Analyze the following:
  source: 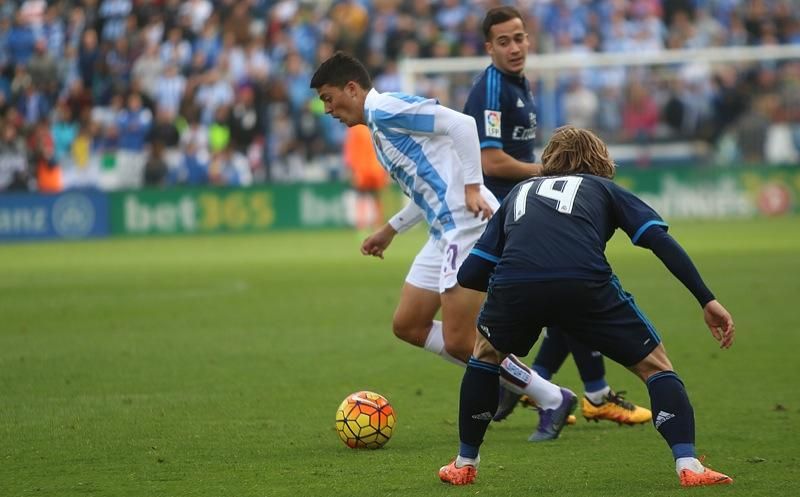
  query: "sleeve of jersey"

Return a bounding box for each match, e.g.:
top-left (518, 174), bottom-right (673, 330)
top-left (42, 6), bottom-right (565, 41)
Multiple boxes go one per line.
top-left (388, 201), bottom-right (424, 234)
top-left (463, 78), bottom-right (503, 151)
top-left (457, 205), bottom-right (505, 292)
top-left (636, 226), bottom-right (715, 307)
top-left (432, 105), bottom-right (483, 185)
top-left (608, 182), bottom-right (669, 245)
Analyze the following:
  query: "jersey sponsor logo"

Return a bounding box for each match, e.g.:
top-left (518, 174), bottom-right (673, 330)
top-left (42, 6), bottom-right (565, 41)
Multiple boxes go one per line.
top-left (512, 126), bottom-right (536, 141)
top-left (655, 410), bottom-right (675, 429)
top-left (516, 98), bottom-right (524, 108)
top-left (511, 113), bottom-right (537, 141)
top-left (484, 110), bottom-right (502, 138)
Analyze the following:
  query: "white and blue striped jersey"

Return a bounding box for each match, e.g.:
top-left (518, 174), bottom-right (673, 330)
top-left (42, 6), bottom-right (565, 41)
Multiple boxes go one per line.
top-left (364, 88), bottom-right (494, 239)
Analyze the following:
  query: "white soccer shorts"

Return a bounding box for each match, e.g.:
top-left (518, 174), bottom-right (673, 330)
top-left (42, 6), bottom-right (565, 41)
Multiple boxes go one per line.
top-left (405, 224), bottom-right (486, 294)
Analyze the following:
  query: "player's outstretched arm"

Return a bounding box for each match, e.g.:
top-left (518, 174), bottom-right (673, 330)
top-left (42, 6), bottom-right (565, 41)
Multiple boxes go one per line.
top-left (702, 300), bottom-right (735, 349)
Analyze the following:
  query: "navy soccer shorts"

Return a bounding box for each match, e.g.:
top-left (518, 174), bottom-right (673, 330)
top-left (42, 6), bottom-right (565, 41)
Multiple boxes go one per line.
top-left (477, 276), bottom-right (661, 367)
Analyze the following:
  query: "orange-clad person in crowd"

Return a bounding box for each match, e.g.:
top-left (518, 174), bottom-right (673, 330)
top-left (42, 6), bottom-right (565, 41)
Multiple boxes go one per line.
top-left (343, 124), bottom-right (389, 230)
top-left (28, 118), bottom-right (63, 193)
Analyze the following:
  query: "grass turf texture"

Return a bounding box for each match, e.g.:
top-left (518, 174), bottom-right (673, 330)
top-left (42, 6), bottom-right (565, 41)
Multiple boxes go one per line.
top-left (1, 217), bottom-right (799, 496)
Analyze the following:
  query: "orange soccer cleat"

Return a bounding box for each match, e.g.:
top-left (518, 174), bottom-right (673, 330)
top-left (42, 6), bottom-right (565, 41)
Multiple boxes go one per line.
top-left (679, 467), bottom-right (733, 487)
top-left (438, 458), bottom-right (478, 485)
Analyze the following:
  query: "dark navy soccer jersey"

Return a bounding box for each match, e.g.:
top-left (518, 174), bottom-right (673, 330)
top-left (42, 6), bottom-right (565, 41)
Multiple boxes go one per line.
top-left (471, 174), bottom-right (668, 284)
top-left (463, 64), bottom-right (537, 200)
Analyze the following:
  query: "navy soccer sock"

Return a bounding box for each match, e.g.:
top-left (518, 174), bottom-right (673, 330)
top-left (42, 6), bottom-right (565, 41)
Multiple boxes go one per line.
top-left (458, 357), bottom-right (500, 458)
top-left (647, 371), bottom-right (696, 459)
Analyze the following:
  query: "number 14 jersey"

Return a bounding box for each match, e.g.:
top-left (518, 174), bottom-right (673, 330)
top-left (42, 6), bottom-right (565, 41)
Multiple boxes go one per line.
top-left (472, 174), bottom-right (667, 284)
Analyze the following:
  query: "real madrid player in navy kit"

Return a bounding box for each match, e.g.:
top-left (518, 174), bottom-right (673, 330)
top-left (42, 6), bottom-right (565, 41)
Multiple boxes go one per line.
top-left (309, 52), bottom-right (573, 435)
top-left (463, 6), bottom-right (651, 429)
top-left (438, 126), bottom-right (735, 488)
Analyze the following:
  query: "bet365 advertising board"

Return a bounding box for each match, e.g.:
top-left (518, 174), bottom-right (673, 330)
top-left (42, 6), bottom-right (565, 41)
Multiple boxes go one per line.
top-left (1, 166), bottom-right (798, 242)
top-left (108, 183), bottom-right (355, 235)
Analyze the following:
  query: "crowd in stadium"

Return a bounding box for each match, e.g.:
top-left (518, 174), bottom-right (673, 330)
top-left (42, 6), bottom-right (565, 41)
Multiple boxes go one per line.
top-left (0, 0), bottom-right (798, 193)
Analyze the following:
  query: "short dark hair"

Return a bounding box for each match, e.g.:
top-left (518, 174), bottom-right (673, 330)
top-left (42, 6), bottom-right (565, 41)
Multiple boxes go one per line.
top-left (482, 6), bottom-right (525, 41)
top-left (309, 51), bottom-right (372, 90)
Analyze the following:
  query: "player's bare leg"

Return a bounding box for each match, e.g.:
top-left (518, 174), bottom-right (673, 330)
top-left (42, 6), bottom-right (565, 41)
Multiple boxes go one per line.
top-left (440, 284), bottom-right (486, 361)
top-left (392, 282), bottom-right (465, 365)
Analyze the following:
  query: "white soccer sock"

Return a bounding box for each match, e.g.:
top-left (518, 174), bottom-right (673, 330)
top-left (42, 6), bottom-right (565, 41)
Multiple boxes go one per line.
top-left (499, 355), bottom-right (563, 410)
top-left (455, 454), bottom-right (480, 468)
top-left (584, 385), bottom-right (612, 405)
top-left (676, 457), bottom-right (704, 475)
top-left (423, 321), bottom-right (466, 367)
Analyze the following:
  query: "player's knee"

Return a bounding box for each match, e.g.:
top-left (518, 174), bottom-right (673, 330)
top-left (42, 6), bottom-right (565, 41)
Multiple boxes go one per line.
top-left (391, 317), bottom-right (428, 347)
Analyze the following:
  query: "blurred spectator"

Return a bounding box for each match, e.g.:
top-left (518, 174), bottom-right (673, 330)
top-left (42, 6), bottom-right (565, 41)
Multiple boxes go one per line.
top-left (28, 117), bottom-right (61, 192)
top-left (194, 69), bottom-right (233, 124)
top-left (143, 141), bottom-right (168, 187)
top-left (115, 92), bottom-right (151, 189)
top-left (7, 12), bottom-right (37, 67)
top-left (0, 119), bottom-right (29, 191)
top-left (27, 38), bottom-right (57, 92)
top-left (563, 77), bottom-right (598, 130)
top-left (131, 43), bottom-right (164, 100)
top-left (228, 83), bottom-right (262, 154)
top-left (209, 145), bottom-right (251, 186)
top-left (622, 80), bottom-right (660, 142)
top-left (98, 0), bottom-right (131, 42)
top-left (148, 106), bottom-right (181, 171)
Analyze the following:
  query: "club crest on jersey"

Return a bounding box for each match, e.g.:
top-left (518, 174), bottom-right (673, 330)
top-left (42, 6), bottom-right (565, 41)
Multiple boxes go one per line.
top-left (484, 110), bottom-right (502, 138)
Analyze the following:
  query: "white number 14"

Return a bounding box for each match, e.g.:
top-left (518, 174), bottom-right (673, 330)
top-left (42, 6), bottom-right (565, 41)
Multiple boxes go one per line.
top-left (514, 176), bottom-right (583, 221)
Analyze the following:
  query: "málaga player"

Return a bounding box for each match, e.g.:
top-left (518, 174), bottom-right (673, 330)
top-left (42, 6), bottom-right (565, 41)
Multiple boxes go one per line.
top-left (310, 52), bottom-right (576, 434)
top-left (439, 126), bottom-right (734, 488)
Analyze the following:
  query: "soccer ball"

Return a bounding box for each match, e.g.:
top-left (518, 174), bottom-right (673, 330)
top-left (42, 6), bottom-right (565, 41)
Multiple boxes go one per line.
top-left (335, 391), bottom-right (396, 449)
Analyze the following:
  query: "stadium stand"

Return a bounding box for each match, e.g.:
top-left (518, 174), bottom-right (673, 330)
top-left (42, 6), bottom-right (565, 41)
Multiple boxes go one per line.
top-left (0, 0), bottom-right (798, 192)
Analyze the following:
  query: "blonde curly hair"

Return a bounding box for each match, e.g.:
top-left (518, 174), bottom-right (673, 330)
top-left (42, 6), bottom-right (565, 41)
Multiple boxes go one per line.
top-left (540, 126), bottom-right (616, 179)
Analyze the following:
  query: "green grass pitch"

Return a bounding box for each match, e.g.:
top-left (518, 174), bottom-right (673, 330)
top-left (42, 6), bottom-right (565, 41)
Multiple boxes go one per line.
top-left (1, 217), bottom-right (799, 496)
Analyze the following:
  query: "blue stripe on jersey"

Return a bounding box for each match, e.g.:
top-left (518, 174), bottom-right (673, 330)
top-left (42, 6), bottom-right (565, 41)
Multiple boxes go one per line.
top-left (480, 140), bottom-right (503, 149)
top-left (631, 220), bottom-right (669, 245)
top-left (372, 137), bottom-right (415, 193)
top-left (486, 67), bottom-right (500, 110)
top-left (470, 248), bottom-right (500, 264)
top-left (386, 92), bottom-right (430, 104)
top-left (382, 132), bottom-right (456, 232)
top-left (372, 135), bottom-right (440, 231)
top-left (372, 109), bottom-right (434, 133)
top-left (610, 275), bottom-right (661, 343)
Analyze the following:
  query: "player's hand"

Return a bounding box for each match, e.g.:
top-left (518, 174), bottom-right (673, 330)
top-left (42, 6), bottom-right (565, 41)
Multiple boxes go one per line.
top-left (465, 184), bottom-right (493, 221)
top-left (360, 224), bottom-right (397, 259)
top-left (702, 300), bottom-right (735, 349)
